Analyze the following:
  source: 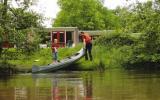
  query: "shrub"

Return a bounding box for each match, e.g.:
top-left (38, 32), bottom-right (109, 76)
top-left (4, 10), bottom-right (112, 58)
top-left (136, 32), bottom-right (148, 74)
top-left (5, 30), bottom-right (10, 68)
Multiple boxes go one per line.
top-left (94, 31), bottom-right (136, 48)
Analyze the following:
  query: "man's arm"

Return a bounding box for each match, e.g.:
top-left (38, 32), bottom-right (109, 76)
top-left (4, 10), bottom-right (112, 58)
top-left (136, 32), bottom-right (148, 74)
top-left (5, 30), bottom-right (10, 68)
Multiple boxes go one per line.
top-left (83, 38), bottom-right (86, 48)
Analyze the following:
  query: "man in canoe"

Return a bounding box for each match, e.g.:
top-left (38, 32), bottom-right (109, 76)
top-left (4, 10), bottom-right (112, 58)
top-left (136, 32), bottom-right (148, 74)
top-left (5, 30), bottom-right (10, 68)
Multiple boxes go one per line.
top-left (80, 32), bottom-right (93, 61)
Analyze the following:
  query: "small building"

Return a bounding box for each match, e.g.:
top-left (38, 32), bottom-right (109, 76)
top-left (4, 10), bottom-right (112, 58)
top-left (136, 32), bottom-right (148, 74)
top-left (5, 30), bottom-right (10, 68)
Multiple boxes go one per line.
top-left (45, 27), bottom-right (79, 47)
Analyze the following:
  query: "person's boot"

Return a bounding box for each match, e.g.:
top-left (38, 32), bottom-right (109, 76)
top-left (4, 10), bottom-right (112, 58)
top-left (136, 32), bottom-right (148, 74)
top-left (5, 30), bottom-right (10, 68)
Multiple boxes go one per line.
top-left (85, 52), bottom-right (88, 60)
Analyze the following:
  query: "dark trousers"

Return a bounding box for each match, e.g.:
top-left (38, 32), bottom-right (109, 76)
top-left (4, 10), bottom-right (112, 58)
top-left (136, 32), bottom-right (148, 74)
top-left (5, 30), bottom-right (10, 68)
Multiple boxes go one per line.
top-left (85, 43), bottom-right (92, 61)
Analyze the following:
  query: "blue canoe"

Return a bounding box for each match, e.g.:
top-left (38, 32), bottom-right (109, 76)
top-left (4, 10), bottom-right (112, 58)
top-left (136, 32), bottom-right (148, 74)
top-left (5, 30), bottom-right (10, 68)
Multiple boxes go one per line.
top-left (32, 48), bottom-right (85, 73)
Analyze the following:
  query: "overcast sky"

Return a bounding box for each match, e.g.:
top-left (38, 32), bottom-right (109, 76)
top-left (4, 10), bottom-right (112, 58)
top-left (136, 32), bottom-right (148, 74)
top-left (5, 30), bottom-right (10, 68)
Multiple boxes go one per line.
top-left (17, 0), bottom-right (150, 27)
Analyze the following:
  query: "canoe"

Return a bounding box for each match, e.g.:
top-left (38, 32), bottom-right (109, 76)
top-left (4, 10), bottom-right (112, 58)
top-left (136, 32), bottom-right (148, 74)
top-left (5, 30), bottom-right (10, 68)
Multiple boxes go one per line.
top-left (32, 48), bottom-right (85, 73)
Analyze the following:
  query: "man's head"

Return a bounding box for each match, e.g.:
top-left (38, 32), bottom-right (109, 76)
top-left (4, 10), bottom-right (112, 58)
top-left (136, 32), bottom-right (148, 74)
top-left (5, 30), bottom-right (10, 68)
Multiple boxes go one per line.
top-left (80, 31), bottom-right (84, 34)
top-left (80, 32), bottom-right (84, 36)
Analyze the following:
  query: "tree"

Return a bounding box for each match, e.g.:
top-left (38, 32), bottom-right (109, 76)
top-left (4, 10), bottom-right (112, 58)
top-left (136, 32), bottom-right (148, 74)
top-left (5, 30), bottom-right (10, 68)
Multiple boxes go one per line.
top-left (0, 0), bottom-right (43, 53)
top-left (10, 8), bottom-right (42, 30)
top-left (122, 1), bottom-right (160, 66)
top-left (53, 0), bottom-right (118, 30)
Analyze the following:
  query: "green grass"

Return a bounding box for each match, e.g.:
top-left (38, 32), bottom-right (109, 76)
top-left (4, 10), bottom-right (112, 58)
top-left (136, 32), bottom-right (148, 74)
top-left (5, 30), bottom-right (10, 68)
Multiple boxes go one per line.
top-left (76, 46), bottom-right (106, 70)
top-left (1, 43), bottom-right (128, 71)
top-left (129, 33), bottom-right (143, 39)
top-left (76, 45), bottom-right (132, 70)
top-left (2, 44), bottom-right (82, 69)
top-left (4, 43), bottom-right (131, 71)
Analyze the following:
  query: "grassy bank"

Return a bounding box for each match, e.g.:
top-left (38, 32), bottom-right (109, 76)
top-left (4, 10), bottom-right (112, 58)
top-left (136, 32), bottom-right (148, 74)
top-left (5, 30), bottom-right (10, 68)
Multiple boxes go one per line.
top-left (0, 44), bottom-right (82, 70)
top-left (1, 31), bottom-right (153, 72)
top-left (92, 31), bottom-right (138, 69)
top-left (0, 42), bottom-right (128, 72)
top-left (75, 45), bottom-right (132, 70)
top-left (0, 31), bottom-right (137, 72)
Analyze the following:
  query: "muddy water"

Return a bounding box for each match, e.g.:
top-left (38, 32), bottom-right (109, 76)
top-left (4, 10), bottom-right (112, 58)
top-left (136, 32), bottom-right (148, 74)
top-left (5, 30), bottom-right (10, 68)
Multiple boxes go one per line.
top-left (0, 69), bottom-right (160, 100)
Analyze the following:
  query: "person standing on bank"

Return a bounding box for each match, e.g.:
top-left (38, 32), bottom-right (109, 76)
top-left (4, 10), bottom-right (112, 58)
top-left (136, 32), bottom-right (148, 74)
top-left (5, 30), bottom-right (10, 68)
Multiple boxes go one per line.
top-left (80, 32), bottom-right (93, 61)
top-left (52, 39), bottom-right (59, 64)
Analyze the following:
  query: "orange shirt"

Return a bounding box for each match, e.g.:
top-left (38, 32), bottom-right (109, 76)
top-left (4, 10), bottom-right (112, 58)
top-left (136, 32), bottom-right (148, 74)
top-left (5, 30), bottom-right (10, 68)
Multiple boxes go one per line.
top-left (82, 33), bottom-right (92, 44)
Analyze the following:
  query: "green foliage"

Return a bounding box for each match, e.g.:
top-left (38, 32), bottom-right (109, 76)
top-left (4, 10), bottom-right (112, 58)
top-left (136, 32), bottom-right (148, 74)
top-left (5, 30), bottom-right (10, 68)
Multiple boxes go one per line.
top-left (77, 46), bottom-right (107, 70)
top-left (15, 28), bottom-right (41, 53)
top-left (3, 44), bottom-right (82, 69)
top-left (0, 0), bottom-right (43, 54)
top-left (110, 1), bottom-right (160, 69)
top-left (61, 31), bottom-right (137, 70)
top-left (1, 43), bottom-right (130, 71)
top-left (94, 31), bottom-right (136, 48)
top-left (54, 0), bottom-right (119, 30)
top-left (10, 8), bottom-right (42, 30)
top-left (93, 31), bottom-right (136, 69)
top-left (76, 45), bottom-right (133, 70)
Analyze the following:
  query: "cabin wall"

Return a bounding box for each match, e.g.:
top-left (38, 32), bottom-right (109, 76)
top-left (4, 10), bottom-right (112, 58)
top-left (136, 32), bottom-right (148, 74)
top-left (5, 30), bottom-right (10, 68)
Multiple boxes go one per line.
top-left (48, 27), bottom-right (79, 47)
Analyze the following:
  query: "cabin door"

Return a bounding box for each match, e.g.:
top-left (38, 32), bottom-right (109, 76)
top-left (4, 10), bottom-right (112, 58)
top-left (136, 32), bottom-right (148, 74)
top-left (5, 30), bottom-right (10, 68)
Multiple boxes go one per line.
top-left (52, 31), bottom-right (65, 47)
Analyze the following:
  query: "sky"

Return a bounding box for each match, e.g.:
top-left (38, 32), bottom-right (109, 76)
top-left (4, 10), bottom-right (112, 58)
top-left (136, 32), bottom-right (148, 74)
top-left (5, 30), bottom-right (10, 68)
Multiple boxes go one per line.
top-left (13, 0), bottom-right (150, 28)
top-left (104, 0), bottom-right (148, 9)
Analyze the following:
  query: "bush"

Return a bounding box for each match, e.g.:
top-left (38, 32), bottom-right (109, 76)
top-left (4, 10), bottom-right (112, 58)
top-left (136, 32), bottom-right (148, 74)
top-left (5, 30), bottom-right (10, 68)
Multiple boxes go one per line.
top-left (93, 31), bottom-right (139, 69)
top-left (94, 31), bottom-right (136, 48)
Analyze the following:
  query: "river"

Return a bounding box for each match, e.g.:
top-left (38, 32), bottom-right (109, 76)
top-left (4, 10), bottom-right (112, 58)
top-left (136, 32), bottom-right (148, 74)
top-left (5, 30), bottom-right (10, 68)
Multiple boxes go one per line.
top-left (0, 69), bottom-right (160, 100)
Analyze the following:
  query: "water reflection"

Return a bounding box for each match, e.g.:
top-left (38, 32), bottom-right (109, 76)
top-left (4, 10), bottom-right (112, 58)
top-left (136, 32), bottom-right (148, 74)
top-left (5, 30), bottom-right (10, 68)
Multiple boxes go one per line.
top-left (15, 88), bottom-right (27, 100)
top-left (1, 70), bottom-right (160, 100)
top-left (85, 74), bottom-right (92, 100)
top-left (29, 73), bottom-right (92, 100)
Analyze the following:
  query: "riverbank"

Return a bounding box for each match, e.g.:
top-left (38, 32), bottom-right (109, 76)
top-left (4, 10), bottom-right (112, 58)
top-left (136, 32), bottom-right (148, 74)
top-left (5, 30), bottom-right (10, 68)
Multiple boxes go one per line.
top-left (0, 32), bottom-right (136, 74)
top-left (0, 43), bottom-right (113, 73)
top-left (1, 31), bottom-right (158, 74)
top-left (0, 44), bottom-right (83, 72)
top-left (13, 46), bottom-right (82, 69)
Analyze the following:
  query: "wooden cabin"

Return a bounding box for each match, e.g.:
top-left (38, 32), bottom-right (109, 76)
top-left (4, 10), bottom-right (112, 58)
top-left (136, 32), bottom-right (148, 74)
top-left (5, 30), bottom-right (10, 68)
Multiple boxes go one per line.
top-left (45, 27), bottom-right (79, 47)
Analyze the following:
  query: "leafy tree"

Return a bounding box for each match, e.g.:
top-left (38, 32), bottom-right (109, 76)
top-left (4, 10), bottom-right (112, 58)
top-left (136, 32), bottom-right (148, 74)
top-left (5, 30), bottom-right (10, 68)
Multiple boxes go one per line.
top-left (53, 0), bottom-right (118, 30)
top-left (120, 1), bottom-right (160, 67)
top-left (0, 0), bottom-right (43, 53)
top-left (10, 8), bottom-right (42, 30)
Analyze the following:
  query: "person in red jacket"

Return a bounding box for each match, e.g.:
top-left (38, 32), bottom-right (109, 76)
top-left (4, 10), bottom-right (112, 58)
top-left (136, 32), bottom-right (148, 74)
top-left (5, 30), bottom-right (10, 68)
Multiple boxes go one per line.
top-left (80, 32), bottom-right (93, 61)
top-left (52, 39), bottom-right (59, 63)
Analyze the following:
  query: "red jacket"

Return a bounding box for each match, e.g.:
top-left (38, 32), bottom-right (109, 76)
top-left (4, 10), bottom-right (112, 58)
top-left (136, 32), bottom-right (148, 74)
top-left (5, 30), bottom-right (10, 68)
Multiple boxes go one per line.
top-left (82, 33), bottom-right (92, 44)
top-left (52, 43), bottom-right (59, 52)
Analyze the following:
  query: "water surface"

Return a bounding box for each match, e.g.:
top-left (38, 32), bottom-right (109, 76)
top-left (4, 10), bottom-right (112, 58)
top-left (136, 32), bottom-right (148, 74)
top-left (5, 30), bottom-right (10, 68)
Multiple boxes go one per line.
top-left (0, 69), bottom-right (160, 100)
